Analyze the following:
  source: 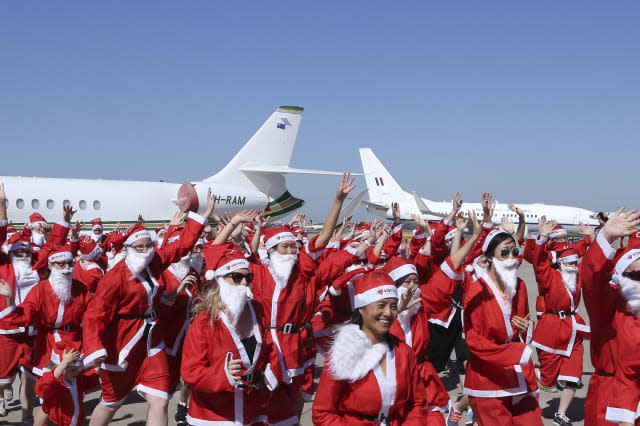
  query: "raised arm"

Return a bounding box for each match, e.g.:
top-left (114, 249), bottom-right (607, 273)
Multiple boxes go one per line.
top-left (212, 211), bottom-right (257, 245)
top-left (450, 211), bottom-right (482, 269)
top-left (508, 203), bottom-right (526, 242)
top-left (314, 173), bottom-right (356, 248)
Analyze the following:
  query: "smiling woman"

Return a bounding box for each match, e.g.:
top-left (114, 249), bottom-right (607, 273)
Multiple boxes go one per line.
top-left (312, 271), bottom-right (430, 425)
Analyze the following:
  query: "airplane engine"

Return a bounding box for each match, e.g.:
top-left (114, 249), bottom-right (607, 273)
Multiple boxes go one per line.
top-left (177, 182), bottom-right (270, 216)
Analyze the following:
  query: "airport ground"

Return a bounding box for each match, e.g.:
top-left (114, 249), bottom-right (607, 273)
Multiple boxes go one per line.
top-left (3, 262), bottom-right (591, 425)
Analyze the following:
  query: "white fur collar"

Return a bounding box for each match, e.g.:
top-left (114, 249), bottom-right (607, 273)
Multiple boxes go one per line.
top-left (329, 324), bottom-right (389, 382)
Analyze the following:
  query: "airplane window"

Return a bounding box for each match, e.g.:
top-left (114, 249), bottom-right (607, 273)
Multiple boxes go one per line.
top-left (46, 199), bottom-right (54, 209)
top-left (63, 200), bottom-right (70, 207)
top-left (32, 199), bottom-right (40, 209)
top-left (93, 200), bottom-right (101, 210)
top-left (79, 200), bottom-right (87, 210)
top-left (16, 199), bottom-right (24, 209)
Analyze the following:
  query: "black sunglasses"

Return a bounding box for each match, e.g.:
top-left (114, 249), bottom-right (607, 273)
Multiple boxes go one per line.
top-left (499, 247), bottom-right (520, 259)
top-left (622, 270), bottom-right (640, 282)
top-left (354, 258), bottom-right (368, 266)
top-left (224, 272), bottom-right (254, 284)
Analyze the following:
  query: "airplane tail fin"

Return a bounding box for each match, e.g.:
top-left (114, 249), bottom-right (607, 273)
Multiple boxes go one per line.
top-left (359, 148), bottom-right (406, 204)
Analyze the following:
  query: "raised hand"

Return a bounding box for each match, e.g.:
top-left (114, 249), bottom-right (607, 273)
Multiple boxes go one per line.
top-left (601, 207), bottom-right (640, 244)
top-left (501, 216), bottom-right (515, 235)
top-left (61, 348), bottom-right (80, 366)
top-left (63, 205), bottom-right (76, 223)
top-left (469, 210), bottom-right (481, 237)
top-left (336, 172), bottom-right (356, 201)
top-left (170, 211), bottom-right (187, 227)
top-left (398, 287), bottom-right (417, 313)
top-left (233, 210), bottom-right (258, 225)
top-left (481, 192), bottom-right (493, 222)
top-left (411, 214), bottom-right (427, 229)
top-left (392, 202), bottom-right (401, 224)
top-left (0, 183), bottom-right (5, 204)
top-left (539, 218), bottom-right (557, 238)
top-left (455, 214), bottom-right (469, 232)
top-left (452, 192), bottom-right (463, 213)
top-left (137, 214), bottom-right (144, 224)
top-left (71, 221), bottom-right (83, 239)
top-left (508, 203), bottom-right (524, 217)
top-left (203, 188), bottom-right (216, 219)
top-left (299, 213), bottom-right (307, 232)
top-left (288, 214), bottom-right (301, 227)
top-left (577, 222), bottom-right (595, 239)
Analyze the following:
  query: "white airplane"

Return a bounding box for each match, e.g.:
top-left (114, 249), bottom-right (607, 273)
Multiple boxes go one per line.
top-left (359, 148), bottom-right (600, 235)
top-left (0, 106), bottom-right (352, 231)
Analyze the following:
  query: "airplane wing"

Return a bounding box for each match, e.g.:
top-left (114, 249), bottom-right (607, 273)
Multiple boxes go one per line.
top-left (240, 165), bottom-right (362, 176)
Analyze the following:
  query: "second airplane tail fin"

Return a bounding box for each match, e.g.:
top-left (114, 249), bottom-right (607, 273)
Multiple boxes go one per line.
top-left (359, 148), bottom-right (406, 204)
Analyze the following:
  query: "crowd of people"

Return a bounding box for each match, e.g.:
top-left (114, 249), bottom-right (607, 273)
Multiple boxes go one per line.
top-left (0, 177), bottom-right (638, 426)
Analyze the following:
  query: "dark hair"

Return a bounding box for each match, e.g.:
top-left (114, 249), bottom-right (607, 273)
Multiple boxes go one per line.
top-left (352, 308), bottom-right (396, 346)
top-left (394, 274), bottom-right (415, 287)
top-left (485, 233), bottom-right (516, 258)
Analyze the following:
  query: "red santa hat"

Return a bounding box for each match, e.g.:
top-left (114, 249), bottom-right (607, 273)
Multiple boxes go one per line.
top-left (202, 243), bottom-right (250, 281)
top-left (549, 225), bottom-right (567, 239)
top-left (123, 223), bottom-right (152, 246)
top-left (613, 248), bottom-right (640, 277)
top-left (352, 271), bottom-right (398, 309)
top-left (79, 236), bottom-right (103, 260)
top-left (355, 222), bottom-right (371, 239)
top-left (47, 247), bottom-right (73, 264)
top-left (381, 256), bottom-right (417, 283)
top-left (557, 247), bottom-right (579, 264)
top-left (155, 228), bottom-right (167, 237)
top-left (263, 225), bottom-right (296, 251)
top-left (8, 234), bottom-right (31, 252)
top-left (29, 212), bottom-right (47, 228)
top-left (6, 225), bottom-right (17, 236)
top-left (481, 228), bottom-right (507, 253)
top-left (91, 218), bottom-right (103, 232)
top-left (627, 229), bottom-right (640, 250)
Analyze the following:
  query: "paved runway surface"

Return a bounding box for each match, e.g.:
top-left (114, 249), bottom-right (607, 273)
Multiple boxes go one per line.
top-left (2, 263), bottom-right (591, 425)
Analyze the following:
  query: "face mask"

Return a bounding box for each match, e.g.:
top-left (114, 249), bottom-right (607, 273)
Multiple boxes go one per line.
top-left (91, 233), bottom-right (102, 242)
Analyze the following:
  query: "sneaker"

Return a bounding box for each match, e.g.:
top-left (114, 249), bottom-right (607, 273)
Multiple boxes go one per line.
top-left (3, 388), bottom-right (12, 402)
top-left (0, 399), bottom-right (7, 417)
top-left (538, 382), bottom-right (559, 393)
top-left (446, 408), bottom-right (462, 426)
top-left (465, 408), bottom-right (475, 425)
top-left (174, 402), bottom-right (188, 425)
top-left (553, 412), bottom-right (572, 426)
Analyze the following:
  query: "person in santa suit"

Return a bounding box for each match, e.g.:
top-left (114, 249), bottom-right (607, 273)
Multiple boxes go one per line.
top-left (529, 217), bottom-right (591, 426)
top-left (312, 270), bottom-right (429, 425)
top-left (180, 243), bottom-right (282, 425)
top-left (580, 207), bottom-right (640, 426)
top-left (72, 236), bottom-right (105, 293)
top-left (462, 226), bottom-right (541, 425)
top-left (33, 345), bottom-right (99, 426)
top-left (0, 246), bottom-right (91, 378)
top-left (82, 193), bottom-right (214, 426)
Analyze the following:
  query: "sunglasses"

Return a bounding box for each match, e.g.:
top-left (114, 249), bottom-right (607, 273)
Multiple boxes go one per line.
top-left (224, 272), bottom-right (254, 284)
top-left (52, 261), bottom-right (74, 268)
top-left (130, 243), bottom-right (154, 252)
top-left (622, 270), bottom-right (640, 281)
top-left (499, 247), bottom-right (520, 258)
top-left (354, 258), bottom-right (368, 266)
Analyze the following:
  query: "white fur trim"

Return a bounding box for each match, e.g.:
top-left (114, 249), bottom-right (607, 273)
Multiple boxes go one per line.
top-left (329, 324), bottom-right (389, 382)
top-left (519, 346), bottom-right (532, 365)
top-left (205, 270), bottom-right (215, 281)
top-left (266, 232), bottom-right (295, 250)
top-left (0, 305), bottom-right (16, 320)
top-left (482, 229), bottom-right (508, 253)
top-left (125, 230), bottom-right (151, 246)
top-left (353, 284), bottom-right (398, 309)
top-left (440, 260), bottom-right (463, 281)
top-left (558, 254), bottom-right (579, 263)
top-left (264, 363), bottom-right (279, 391)
top-left (136, 384), bottom-right (169, 400)
top-left (187, 211), bottom-right (206, 225)
top-left (215, 258), bottom-right (250, 277)
top-left (387, 263), bottom-right (417, 282)
top-left (328, 286), bottom-right (342, 296)
top-left (535, 235), bottom-right (548, 246)
top-left (596, 232), bottom-right (617, 260)
top-left (48, 251), bottom-right (73, 263)
top-left (605, 406), bottom-right (638, 424)
top-left (83, 349), bottom-right (107, 368)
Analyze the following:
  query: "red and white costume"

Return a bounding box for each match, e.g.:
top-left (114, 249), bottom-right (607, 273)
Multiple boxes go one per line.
top-left (36, 369), bottom-right (100, 426)
top-left (312, 271), bottom-right (429, 425)
top-left (72, 236), bottom-right (105, 292)
top-left (82, 211), bottom-right (206, 405)
top-left (530, 238), bottom-right (589, 387)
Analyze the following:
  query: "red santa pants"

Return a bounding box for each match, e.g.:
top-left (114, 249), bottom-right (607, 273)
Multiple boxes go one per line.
top-left (99, 345), bottom-right (170, 405)
top-left (536, 340), bottom-right (584, 387)
top-left (585, 374), bottom-right (617, 426)
top-left (0, 332), bottom-right (32, 384)
top-left (468, 394), bottom-right (543, 426)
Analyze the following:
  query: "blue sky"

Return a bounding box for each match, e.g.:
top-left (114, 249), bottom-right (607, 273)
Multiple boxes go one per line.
top-left (1, 2), bottom-right (638, 221)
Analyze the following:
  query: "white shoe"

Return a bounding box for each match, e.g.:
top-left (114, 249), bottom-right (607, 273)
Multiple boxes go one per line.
top-left (0, 398), bottom-right (7, 417)
top-left (3, 388), bottom-right (12, 401)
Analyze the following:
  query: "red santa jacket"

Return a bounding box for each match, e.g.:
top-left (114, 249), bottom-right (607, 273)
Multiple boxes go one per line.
top-left (530, 236), bottom-right (590, 356)
top-left (82, 211), bottom-right (206, 369)
top-left (181, 304), bottom-right (280, 425)
top-left (367, 224), bottom-right (403, 265)
top-left (420, 258), bottom-right (465, 329)
top-left (35, 369), bottom-right (100, 426)
top-left (72, 260), bottom-right (103, 293)
top-left (312, 324), bottom-right (428, 425)
top-left (2, 279), bottom-right (90, 376)
top-left (463, 275), bottom-right (537, 398)
top-left (523, 233), bottom-right (547, 317)
top-left (390, 303), bottom-right (450, 415)
top-left (158, 267), bottom-right (194, 358)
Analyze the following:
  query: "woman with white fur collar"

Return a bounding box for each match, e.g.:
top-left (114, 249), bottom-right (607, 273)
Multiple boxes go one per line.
top-left (462, 225), bottom-right (542, 425)
top-left (312, 270), bottom-right (428, 425)
top-left (580, 207), bottom-right (640, 426)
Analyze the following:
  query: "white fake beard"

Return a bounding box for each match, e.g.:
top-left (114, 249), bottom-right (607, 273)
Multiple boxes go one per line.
top-left (267, 251), bottom-right (298, 290)
top-left (190, 253), bottom-right (204, 274)
top-left (493, 258), bottom-right (519, 302)
top-left (217, 277), bottom-right (253, 326)
top-left (31, 231), bottom-right (45, 247)
top-left (91, 233), bottom-right (102, 242)
top-left (11, 255), bottom-right (32, 277)
top-left (125, 247), bottom-right (155, 276)
top-left (49, 267), bottom-right (74, 305)
top-left (616, 274), bottom-right (640, 317)
top-left (560, 264), bottom-right (578, 294)
top-left (169, 254), bottom-right (191, 281)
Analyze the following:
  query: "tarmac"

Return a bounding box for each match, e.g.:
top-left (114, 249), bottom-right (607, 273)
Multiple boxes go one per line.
top-left (2, 262), bottom-right (591, 425)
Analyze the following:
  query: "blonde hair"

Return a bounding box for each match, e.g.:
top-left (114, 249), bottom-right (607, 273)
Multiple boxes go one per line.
top-left (192, 279), bottom-right (223, 325)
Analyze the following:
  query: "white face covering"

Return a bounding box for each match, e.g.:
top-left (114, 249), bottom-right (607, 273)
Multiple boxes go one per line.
top-left (217, 277), bottom-right (253, 326)
top-left (616, 273), bottom-right (640, 317)
top-left (169, 254), bottom-right (191, 282)
top-left (31, 231), bottom-right (45, 247)
top-left (190, 252), bottom-right (204, 274)
top-left (492, 258), bottom-right (519, 302)
top-left (560, 263), bottom-right (579, 294)
top-left (91, 233), bottom-right (102, 242)
top-left (125, 246), bottom-right (156, 276)
top-left (267, 251), bottom-right (298, 290)
top-left (49, 267), bottom-right (74, 305)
